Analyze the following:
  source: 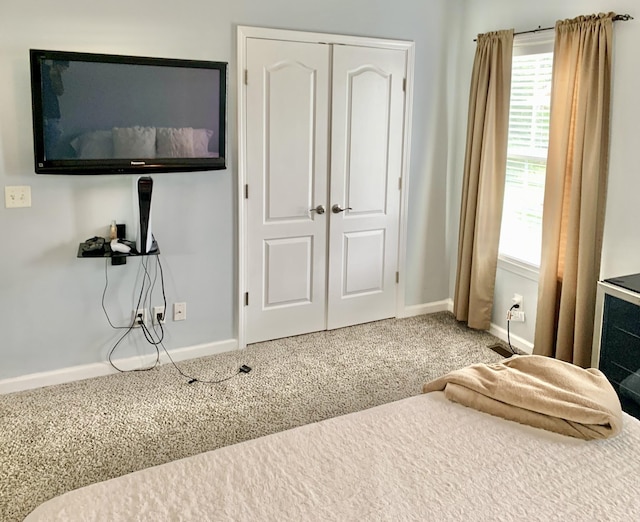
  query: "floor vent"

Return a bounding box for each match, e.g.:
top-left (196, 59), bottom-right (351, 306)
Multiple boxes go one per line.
top-left (487, 343), bottom-right (514, 358)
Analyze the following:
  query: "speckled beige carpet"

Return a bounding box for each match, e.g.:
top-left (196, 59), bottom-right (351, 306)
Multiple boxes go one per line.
top-left (1, 312), bottom-right (504, 521)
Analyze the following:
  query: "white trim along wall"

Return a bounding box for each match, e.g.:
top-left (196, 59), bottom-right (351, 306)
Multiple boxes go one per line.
top-left (1, 296), bottom-right (526, 394)
top-left (0, 339), bottom-right (237, 395)
top-left (0, 300), bottom-right (455, 394)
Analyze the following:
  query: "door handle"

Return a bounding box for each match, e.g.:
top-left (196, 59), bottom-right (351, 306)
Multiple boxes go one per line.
top-left (332, 204), bottom-right (352, 214)
top-left (310, 204), bottom-right (325, 215)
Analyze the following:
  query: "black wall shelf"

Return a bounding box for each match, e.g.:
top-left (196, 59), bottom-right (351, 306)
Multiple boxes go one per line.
top-left (77, 240), bottom-right (159, 265)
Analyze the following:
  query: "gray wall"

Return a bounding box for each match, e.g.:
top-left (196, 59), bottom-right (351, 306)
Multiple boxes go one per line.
top-left (0, 0), bottom-right (462, 379)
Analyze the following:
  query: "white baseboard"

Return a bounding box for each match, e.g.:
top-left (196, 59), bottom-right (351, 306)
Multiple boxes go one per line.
top-left (401, 299), bottom-right (453, 318)
top-left (2, 307), bottom-right (533, 394)
top-left (402, 300), bottom-right (533, 354)
top-left (489, 324), bottom-right (534, 354)
top-left (0, 339), bottom-right (238, 395)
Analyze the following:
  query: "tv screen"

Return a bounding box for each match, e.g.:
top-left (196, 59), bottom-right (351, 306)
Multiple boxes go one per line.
top-left (30, 49), bottom-right (227, 174)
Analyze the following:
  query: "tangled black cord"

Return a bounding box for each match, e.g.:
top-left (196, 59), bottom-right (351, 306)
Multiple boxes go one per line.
top-left (102, 252), bottom-right (247, 383)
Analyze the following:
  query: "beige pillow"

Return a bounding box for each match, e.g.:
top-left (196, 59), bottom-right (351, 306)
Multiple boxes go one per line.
top-left (70, 130), bottom-right (114, 159)
top-left (157, 127), bottom-right (195, 157)
top-left (112, 126), bottom-right (156, 158)
top-left (192, 128), bottom-right (214, 157)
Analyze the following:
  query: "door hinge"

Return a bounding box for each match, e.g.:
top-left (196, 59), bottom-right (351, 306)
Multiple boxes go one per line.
top-left (403, 78), bottom-right (406, 92)
top-left (244, 69), bottom-right (248, 85)
top-left (245, 184), bottom-right (249, 199)
top-left (398, 177), bottom-right (402, 190)
top-left (244, 292), bottom-right (249, 306)
top-left (396, 272), bottom-right (400, 284)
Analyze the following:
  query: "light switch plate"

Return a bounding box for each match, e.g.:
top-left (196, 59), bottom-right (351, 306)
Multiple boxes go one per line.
top-left (5, 186), bottom-right (32, 208)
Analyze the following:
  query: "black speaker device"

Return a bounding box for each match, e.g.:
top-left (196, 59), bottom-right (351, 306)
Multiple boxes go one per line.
top-left (136, 176), bottom-right (154, 254)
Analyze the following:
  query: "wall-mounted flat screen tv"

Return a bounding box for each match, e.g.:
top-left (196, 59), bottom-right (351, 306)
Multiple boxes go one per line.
top-left (30, 49), bottom-right (227, 175)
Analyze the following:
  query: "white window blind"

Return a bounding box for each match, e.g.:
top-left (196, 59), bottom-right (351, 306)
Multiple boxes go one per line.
top-left (499, 35), bottom-right (553, 268)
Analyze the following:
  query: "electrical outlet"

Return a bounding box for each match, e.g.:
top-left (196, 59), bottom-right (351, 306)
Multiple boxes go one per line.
top-left (153, 306), bottom-right (166, 325)
top-left (512, 294), bottom-right (523, 307)
top-left (173, 302), bottom-right (186, 321)
top-left (133, 308), bottom-right (147, 327)
top-left (507, 310), bottom-right (526, 322)
top-left (4, 185), bottom-right (32, 208)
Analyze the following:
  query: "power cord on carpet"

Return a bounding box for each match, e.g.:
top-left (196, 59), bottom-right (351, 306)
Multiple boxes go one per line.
top-left (142, 315), bottom-right (251, 384)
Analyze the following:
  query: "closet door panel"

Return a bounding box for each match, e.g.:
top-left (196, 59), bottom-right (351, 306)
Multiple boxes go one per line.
top-left (245, 38), bottom-right (330, 344)
top-left (346, 69), bottom-right (391, 215)
top-left (327, 46), bottom-right (406, 330)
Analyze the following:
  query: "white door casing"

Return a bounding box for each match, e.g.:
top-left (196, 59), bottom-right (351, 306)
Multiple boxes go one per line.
top-left (238, 27), bottom-right (415, 347)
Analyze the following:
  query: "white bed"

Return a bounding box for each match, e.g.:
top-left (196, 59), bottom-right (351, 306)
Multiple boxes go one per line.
top-left (24, 391), bottom-right (640, 521)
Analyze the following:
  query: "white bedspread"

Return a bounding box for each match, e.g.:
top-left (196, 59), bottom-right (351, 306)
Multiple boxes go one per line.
top-left (25, 392), bottom-right (640, 521)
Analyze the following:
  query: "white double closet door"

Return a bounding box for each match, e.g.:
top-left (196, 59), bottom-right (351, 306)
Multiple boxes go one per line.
top-left (243, 32), bottom-right (408, 344)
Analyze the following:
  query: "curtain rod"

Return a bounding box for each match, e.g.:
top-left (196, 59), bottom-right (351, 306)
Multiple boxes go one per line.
top-left (473, 13), bottom-right (633, 41)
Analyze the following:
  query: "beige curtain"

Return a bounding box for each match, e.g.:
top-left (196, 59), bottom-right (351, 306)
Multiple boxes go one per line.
top-left (533, 13), bottom-right (615, 367)
top-left (454, 30), bottom-right (513, 330)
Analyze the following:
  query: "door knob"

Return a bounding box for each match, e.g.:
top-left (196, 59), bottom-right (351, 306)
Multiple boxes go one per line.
top-left (310, 204), bottom-right (325, 215)
top-left (332, 204), bottom-right (352, 214)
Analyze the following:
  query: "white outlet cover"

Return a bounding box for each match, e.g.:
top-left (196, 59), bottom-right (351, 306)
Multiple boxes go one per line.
top-left (5, 185), bottom-right (32, 208)
top-left (511, 311), bottom-right (526, 322)
top-left (133, 308), bottom-right (147, 328)
top-left (153, 306), bottom-right (166, 324)
top-left (173, 302), bottom-right (186, 321)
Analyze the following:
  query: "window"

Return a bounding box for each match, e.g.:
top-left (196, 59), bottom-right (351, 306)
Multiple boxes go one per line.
top-left (499, 35), bottom-right (553, 268)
